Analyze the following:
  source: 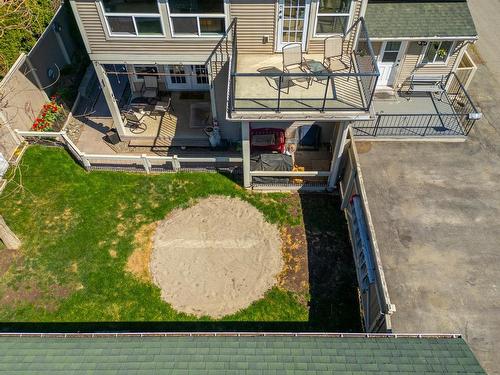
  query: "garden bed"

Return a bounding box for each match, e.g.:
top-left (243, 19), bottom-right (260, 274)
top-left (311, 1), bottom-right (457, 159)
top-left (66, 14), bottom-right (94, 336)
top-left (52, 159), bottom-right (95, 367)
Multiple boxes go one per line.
top-left (0, 146), bottom-right (361, 331)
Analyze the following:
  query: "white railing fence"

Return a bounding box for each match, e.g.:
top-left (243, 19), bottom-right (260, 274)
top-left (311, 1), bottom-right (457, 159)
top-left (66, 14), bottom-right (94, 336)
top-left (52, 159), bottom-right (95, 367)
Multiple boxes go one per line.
top-left (15, 131), bottom-right (243, 173)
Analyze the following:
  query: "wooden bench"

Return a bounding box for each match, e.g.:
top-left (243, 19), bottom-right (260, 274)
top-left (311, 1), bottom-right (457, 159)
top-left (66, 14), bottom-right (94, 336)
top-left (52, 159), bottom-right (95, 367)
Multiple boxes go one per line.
top-left (408, 75), bottom-right (446, 98)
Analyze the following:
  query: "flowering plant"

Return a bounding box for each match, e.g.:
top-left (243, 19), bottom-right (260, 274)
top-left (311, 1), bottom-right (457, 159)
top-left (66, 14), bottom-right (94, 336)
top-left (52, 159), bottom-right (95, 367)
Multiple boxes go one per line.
top-left (31, 96), bottom-right (64, 132)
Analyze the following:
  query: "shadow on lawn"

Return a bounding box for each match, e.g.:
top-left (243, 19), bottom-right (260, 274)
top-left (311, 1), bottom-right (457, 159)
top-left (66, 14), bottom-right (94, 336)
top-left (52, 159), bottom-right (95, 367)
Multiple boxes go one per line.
top-left (300, 193), bottom-right (362, 332)
top-left (0, 194), bottom-right (361, 334)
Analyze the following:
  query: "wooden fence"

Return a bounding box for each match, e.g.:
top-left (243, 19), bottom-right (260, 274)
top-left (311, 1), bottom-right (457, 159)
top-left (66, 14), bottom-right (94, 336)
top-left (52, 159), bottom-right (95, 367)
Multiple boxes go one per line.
top-left (15, 131), bottom-right (243, 173)
top-left (339, 129), bottom-right (395, 332)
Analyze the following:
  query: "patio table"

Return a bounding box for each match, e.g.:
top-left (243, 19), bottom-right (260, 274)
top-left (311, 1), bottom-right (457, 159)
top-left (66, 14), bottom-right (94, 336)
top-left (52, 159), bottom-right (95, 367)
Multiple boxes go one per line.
top-left (305, 59), bottom-right (337, 99)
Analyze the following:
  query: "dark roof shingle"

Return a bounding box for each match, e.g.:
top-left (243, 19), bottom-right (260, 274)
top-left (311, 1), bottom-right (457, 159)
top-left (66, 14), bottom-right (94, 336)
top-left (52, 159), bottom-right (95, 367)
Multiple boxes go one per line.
top-left (0, 335), bottom-right (487, 374)
top-left (365, 1), bottom-right (478, 38)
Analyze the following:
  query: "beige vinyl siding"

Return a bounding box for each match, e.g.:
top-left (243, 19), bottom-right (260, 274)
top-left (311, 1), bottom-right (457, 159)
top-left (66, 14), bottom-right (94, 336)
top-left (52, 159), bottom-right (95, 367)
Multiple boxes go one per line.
top-left (73, 0), bottom-right (276, 58)
top-left (307, 0), bottom-right (363, 54)
top-left (231, 0), bottom-right (276, 54)
top-left (395, 41), bottom-right (459, 87)
top-left (75, 1), bottom-right (220, 57)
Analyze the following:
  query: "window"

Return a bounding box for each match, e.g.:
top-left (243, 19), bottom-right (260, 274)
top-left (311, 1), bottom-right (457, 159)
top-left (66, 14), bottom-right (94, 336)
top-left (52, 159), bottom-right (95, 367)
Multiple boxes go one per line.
top-left (422, 41), bottom-right (454, 64)
top-left (381, 41), bottom-right (401, 63)
top-left (315, 0), bottom-right (352, 35)
top-left (168, 0), bottom-right (226, 36)
top-left (101, 0), bottom-right (164, 37)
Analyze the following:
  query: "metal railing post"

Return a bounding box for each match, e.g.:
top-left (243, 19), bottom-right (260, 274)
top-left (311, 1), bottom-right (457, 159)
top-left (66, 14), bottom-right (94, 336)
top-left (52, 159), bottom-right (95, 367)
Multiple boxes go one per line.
top-left (322, 76), bottom-right (331, 112)
top-left (277, 75), bottom-right (282, 112)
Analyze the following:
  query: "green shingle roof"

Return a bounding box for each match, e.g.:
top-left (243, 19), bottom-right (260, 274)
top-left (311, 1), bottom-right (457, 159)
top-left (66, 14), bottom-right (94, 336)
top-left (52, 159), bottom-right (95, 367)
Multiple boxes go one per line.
top-left (365, 1), bottom-right (478, 38)
top-left (0, 334), bottom-right (486, 374)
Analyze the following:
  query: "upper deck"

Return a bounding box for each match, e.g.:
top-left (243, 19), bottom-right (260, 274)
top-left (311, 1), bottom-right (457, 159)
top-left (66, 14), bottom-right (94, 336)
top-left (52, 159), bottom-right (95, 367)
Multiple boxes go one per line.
top-left (226, 18), bottom-right (379, 121)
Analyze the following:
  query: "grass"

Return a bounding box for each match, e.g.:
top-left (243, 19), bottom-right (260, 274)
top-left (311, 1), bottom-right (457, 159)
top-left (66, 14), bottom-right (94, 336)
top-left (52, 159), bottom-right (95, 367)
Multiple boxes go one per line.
top-left (0, 146), bottom-right (308, 324)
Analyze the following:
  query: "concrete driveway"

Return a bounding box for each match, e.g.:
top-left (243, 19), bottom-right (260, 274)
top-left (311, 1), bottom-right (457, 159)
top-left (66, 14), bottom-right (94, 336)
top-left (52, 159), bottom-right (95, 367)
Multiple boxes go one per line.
top-left (355, 2), bottom-right (500, 374)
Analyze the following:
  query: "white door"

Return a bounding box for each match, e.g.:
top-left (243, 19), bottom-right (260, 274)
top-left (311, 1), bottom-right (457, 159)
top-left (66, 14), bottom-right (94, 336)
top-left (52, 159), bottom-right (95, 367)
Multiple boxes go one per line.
top-left (166, 65), bottom-right (209, 91)
top-left (377, 41), bottom-right (405, 87)
top-left (277, 0), bottom-right (311, 51)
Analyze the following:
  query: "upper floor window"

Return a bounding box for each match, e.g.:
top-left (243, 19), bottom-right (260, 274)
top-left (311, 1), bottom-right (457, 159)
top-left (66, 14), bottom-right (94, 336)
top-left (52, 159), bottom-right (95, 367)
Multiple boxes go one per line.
top-left (421, 41), bottom-right (454, 64)
top-left (168, 0), bottom-right (226, 37)
top-left (315, 0), bottom-right (352, 36)
top-left (102, 0), bottom-right (164, 37)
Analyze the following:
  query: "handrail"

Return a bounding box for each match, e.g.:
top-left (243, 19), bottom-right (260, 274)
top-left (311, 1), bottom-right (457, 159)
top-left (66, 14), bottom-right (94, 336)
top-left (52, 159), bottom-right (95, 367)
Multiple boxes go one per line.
top-left (204, 18), bottom-right (237, 67)
top-left (232, 71), bottom-right (379, 77)
top-left (446, 71), bottom-right (479, 113)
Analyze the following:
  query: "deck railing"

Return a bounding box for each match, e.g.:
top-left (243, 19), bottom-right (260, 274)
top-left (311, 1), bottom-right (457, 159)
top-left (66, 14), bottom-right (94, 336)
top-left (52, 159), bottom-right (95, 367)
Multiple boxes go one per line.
top-left (15, 131), bottom-right (243, 173)
top-left (228, 17), bottom-right (379, 115)
top-left (352, 72), bottom-right (481, 138)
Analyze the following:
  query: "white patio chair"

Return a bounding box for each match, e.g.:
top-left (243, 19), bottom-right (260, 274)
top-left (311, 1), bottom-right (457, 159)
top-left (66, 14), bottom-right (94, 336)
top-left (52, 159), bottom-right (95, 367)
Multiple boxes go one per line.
top-left (324, 36), bottom-right (348, 72)
top-left (142, 75), bottom-right (159, 98)
top-left (282, 43), bottom-right (311, 92)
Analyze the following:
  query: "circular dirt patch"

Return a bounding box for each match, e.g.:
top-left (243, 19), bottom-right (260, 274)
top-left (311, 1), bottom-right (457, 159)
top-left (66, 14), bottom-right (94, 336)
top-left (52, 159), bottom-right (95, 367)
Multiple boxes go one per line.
top-left (150, 196), bottom-right (283, 318)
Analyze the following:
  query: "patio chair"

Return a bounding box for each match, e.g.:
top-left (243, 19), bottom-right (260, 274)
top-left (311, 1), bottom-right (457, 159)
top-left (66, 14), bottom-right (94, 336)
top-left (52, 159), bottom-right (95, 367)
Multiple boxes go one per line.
top-left (142, 75), bottom-right (159, 99)
top-left (122, 109), bottom-right (147, 134)
top-left (324, 36), bottom-right (348, 72)
top-left (282, 43), bottom-right (311, 92)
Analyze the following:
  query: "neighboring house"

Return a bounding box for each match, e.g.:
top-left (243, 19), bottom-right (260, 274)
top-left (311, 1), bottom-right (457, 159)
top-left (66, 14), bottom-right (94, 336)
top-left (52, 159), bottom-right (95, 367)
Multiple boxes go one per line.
top-left (68, 0), bottom-right (479, 189)
top-left (0, 333), bottom-right (487, 374)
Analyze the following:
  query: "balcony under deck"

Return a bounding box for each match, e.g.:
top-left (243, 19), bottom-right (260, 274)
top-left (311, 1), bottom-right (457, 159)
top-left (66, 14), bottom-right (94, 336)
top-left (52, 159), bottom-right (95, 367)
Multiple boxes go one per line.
top-left (229, 53), bottom-right (374, 121)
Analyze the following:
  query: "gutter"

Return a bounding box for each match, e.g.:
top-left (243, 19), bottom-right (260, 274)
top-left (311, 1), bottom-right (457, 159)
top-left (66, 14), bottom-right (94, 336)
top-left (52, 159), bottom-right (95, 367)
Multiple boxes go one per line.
top-left (371, 36), bottom-right (478, 42)
top-left (0, 332), bottom-right (464, 338)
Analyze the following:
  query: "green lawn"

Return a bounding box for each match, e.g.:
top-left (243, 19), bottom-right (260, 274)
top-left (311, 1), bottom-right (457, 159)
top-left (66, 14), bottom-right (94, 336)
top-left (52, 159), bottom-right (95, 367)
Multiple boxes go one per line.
top-left (0, 146), bottom-right (308, 324)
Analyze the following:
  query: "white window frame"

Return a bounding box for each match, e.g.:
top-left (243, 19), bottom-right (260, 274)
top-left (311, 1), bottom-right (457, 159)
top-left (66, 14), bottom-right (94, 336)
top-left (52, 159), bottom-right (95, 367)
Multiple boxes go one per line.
top-left (166, 0), bottom-right (227, 38)
top-left (313, 0), bottom-right (354, 37)
top-left (100, 0), bottom-right (165, 38)
top-left (420, 40), bottom-right (456, 65)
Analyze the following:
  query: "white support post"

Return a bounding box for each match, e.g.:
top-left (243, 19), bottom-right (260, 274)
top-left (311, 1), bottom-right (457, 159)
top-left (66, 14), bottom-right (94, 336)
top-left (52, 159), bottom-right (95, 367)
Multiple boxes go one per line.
top-left (327, 122), bottom-right (350, 191)
top-left (141, 154), bottom-right (151, 174)
top-left (92, 61), bottom-right (126, 139)
top-left (207, 61), bottom-right (218, 122)
top-left (241, 121), bottom-right (251, 188)
top-left (80, 153), bottom-right (91, 170)
top-left (172, 155), bottom-right (181, 171)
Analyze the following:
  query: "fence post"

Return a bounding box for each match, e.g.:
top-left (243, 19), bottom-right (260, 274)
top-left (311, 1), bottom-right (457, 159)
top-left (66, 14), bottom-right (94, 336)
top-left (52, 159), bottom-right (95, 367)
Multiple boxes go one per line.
top-left (80, 153), bottom-right (91, 170)
top-left (141, 154), bottom-right (151, 174)
top-left (172, 155), bottom-right (181, 171)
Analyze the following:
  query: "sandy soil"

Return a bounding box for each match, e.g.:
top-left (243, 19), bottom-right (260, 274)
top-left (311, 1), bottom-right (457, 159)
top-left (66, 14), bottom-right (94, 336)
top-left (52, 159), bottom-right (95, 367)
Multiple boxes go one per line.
top-left (150, 196), bottom-right (283, 318)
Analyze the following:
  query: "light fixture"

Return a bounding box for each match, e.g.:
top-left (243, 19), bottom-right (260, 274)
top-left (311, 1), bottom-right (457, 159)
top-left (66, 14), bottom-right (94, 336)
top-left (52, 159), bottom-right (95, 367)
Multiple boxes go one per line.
top-left (417, 41), bottom-right (428, 46)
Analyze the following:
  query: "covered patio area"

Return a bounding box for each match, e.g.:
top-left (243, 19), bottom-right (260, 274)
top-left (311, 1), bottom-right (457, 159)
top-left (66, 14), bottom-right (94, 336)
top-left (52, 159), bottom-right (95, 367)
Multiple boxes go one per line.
top-left (71, 63), bottom-right (228, 154)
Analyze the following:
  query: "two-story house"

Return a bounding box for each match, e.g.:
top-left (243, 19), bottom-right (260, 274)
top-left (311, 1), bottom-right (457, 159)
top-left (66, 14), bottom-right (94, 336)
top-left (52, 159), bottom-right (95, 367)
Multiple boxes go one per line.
top-left (69, 0), bottom-right (479, 190)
